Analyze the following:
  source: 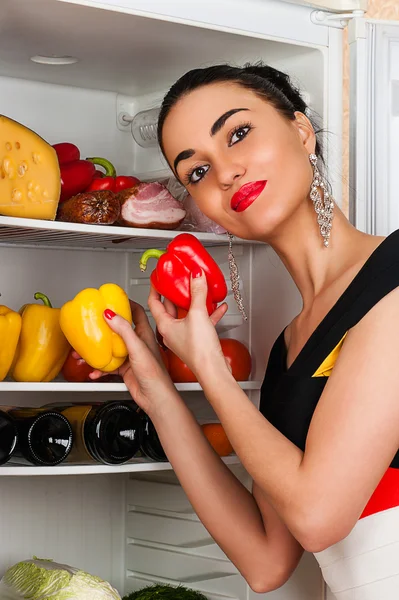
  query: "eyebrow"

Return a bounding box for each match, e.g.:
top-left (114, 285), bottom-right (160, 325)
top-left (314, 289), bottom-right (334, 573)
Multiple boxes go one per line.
top-left (173, 107), bottom-right (249, 174)
top-left (174, 149), bottom-right (195, 174)
top-left (210, 107), bottom-right (249, 136)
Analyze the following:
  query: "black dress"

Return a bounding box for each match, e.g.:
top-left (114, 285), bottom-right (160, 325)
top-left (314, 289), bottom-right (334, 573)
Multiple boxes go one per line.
top-left (259, 229), bottom-right (399, 599)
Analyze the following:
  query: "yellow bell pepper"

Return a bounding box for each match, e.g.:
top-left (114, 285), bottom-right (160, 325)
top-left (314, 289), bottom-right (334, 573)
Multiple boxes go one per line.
top-left (11, 292), bottom-right (71, 382)
top-left (59, 283), bottom-right (132, 372)
top-left (0, 305), bottom-right (22, 381)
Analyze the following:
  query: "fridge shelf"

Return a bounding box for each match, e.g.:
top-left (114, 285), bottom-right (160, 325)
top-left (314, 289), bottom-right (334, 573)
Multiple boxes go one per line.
top-left (0, 381), bottom-right (262, 392)
top-left (1, 455), bottom-right (241, 476)
top-left (0, 216), bottom-right (245, 252)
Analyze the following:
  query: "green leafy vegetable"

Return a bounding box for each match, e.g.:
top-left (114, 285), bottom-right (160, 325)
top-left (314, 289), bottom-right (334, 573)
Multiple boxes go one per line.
top-left (123, 583), bottom-right (208, 600)
top-left (0, 557), bottom-right (122, 599)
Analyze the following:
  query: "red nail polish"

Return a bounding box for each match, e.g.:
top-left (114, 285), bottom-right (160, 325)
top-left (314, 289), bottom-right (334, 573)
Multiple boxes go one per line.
top-left (104, 309), bottom-right (116, 320)
top-left (191, 267), bottom-right (202, 279)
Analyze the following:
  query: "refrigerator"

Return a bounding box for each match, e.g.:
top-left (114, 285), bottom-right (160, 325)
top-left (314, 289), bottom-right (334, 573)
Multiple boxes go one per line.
top-left (0, 0), bottom-right (397, 598)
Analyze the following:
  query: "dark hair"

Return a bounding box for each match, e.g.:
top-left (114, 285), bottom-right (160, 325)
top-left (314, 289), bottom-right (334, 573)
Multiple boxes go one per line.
top-left (157, 62), bottom-right (324, 164)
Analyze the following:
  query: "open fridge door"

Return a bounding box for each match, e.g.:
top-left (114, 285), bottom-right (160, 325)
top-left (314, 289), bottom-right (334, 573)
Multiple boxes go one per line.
top-left (282, 0), bottom-right (368, 11)
top-left (349, 17), bottom-right (399, 236)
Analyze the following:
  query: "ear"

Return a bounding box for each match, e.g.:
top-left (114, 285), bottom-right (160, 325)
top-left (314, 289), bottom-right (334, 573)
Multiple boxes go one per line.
top-left (293, 111), bottom-right (316, 154)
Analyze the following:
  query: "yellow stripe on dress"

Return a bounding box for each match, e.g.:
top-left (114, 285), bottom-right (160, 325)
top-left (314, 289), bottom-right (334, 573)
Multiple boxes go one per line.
top-left (312, 333), bottom-right (348, 377)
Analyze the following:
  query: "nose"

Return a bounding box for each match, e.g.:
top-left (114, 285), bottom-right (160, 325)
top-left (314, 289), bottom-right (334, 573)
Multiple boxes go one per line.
top-left (215, 158), bottom-right (246, 189)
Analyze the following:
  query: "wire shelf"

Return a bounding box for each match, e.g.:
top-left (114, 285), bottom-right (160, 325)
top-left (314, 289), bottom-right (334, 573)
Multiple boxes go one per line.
top-left (0, 216), bottom-right (236, 252)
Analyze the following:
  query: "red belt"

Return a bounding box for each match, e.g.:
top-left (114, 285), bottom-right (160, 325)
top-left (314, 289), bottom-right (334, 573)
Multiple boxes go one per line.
top-left (361, 467), bottom-right (399, 519)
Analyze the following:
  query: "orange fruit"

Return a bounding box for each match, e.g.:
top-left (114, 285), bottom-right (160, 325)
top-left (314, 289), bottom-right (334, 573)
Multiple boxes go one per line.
top-left (201, 423), bottom-right (234, 456)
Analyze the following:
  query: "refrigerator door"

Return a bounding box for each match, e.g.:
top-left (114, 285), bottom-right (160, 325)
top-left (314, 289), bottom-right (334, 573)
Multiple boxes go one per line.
top-left (349, 18), bottom-right (399, 235)
top-left (56, 0), bottom-right (329, 47)
top-left (281, 0), bottom-right (368, 11)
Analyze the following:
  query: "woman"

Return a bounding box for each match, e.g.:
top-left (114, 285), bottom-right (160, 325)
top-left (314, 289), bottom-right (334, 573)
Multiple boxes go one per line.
top-left (90, 64), bottom-right (399, 598)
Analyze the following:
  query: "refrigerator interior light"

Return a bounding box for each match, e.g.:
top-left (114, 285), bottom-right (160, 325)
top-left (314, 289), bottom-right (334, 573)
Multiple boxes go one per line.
top-left (30, 55), bottom-right (79, 65)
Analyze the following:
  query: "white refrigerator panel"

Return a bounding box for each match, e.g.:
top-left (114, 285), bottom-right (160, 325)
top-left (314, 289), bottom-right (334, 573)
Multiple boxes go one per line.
top-left (349, 18), bottom-right (399, 235)
top-left (1, 0), bottom-right (342, 194)
top-left (1, 0), bottom-right (327, 94)
top-left (0, 77), bottom-right (134, 176)
top-left (0, 475), bottom-right (126, 592)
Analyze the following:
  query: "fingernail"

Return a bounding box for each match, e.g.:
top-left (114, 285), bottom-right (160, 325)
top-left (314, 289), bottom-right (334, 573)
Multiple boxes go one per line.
top-left (104, 309), bottom-right (116, 320)
top-left (191, 267), bottom-right (202, 279)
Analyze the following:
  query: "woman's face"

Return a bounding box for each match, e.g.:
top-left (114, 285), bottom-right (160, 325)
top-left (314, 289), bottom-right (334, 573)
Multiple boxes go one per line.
top-left (162, 82), bottom-right (317, 242)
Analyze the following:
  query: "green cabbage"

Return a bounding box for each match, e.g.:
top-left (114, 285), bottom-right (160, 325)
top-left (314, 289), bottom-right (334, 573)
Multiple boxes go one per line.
top-left (0, 557), bottom-right (122, 599)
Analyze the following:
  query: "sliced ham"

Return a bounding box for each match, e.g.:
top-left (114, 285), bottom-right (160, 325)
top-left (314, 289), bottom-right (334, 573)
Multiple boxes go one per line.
top-left (117, 182), bottom-right (186, 229)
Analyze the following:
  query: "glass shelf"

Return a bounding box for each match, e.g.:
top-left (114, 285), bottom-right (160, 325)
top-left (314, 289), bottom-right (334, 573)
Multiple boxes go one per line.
top-left (1, 455), bottom-right (241, 476)
top-left (0, 381), bottom-right (261, 392)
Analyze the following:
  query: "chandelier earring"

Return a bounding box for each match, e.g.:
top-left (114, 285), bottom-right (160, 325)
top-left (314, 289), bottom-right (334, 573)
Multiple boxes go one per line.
top-left (309, 153), bottom-right (334, 247)
top-left (227, 232), bottom-right (248, 321)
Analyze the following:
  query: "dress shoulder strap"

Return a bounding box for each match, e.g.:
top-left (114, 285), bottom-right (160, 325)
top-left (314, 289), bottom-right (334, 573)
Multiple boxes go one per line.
top-left (290, 229), bottom-right (399, 377)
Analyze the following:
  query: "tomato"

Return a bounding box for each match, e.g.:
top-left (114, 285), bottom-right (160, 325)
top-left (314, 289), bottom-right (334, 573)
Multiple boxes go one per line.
top-left (61, 350), bottom-right (93, 382)
top-left (165, 350), bottom-right (197, 383)
top-left (220, 338), bottom-right (252, 381)
top-left (165, 338), bottom-right (252, 383)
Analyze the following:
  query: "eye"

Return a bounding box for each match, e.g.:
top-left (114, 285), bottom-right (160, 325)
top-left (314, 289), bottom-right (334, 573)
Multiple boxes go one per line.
top-left (228, 123), bottom-right (252, 147)
top-left (186, 164), bottom-right (210, 185)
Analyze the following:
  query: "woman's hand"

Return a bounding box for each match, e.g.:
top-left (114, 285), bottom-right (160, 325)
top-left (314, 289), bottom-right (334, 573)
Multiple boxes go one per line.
top-left (78, 299), bottom-right (178, 416)
top-left (148, 269), bottom-right (230, 378)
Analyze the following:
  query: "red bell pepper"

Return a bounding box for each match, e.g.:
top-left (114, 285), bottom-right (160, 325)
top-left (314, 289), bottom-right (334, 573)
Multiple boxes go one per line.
top-left (53, 143), bottom-right (97, 203)
top-left (52, 142), bottom-right (80, 164)
top-left (86, 157), bottom-right (140, 192)
top-left (139, 233), bottom-right (227, 315)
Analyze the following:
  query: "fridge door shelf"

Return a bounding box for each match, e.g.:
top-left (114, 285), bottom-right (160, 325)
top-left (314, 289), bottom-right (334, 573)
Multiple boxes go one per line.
top-left (0, 455), bottom-right (241, 476)
top-left (0, 380), bottom-right (262, 392)
top-left (0, 216), bottom-right (251, 252)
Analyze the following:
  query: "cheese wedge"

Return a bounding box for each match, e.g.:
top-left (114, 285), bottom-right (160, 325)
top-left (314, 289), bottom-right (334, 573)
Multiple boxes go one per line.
top-left (0, 115), bottom-right (61, 220)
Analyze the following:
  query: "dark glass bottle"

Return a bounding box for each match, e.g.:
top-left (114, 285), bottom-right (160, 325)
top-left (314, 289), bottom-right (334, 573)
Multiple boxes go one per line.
top-left (44, 401), bottom-right (143, 465)
top-left (84, 402), bottom-right (143, 465)
top-left (0, 409), bottom-right (18, 465)
top-left (140, 414), bottom-right (167, 462)
top-left (9, 408), bottom-right (73, 466)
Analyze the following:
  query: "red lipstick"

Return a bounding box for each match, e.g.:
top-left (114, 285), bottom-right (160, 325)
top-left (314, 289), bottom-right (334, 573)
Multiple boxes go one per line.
top-left (230, 180), bottom-right (267, 212)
